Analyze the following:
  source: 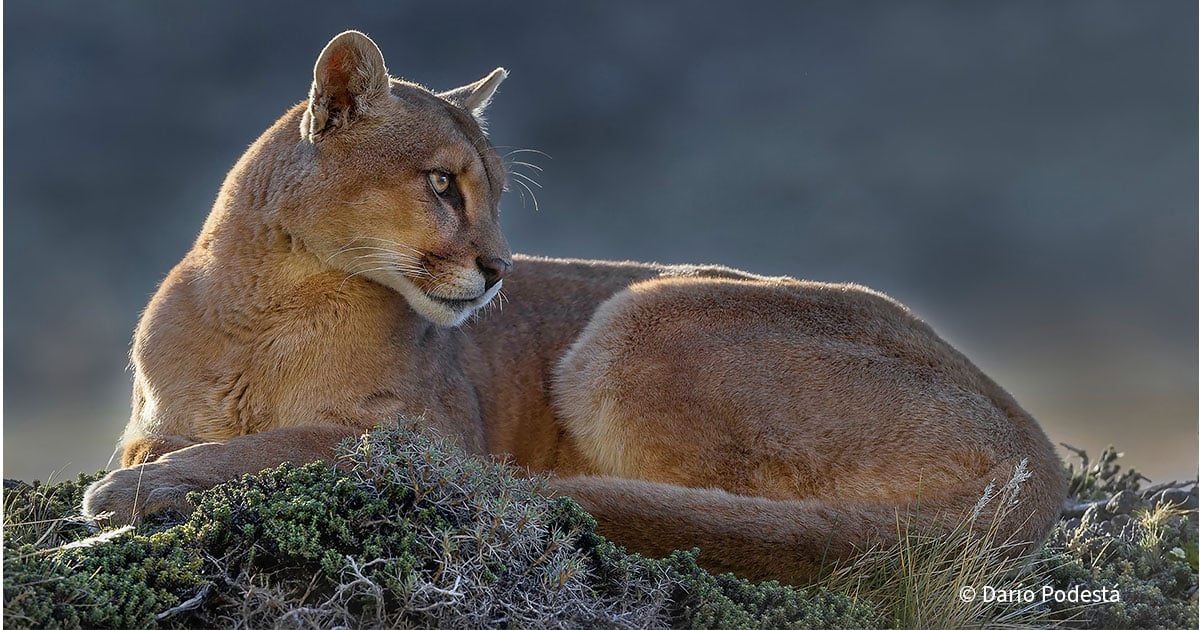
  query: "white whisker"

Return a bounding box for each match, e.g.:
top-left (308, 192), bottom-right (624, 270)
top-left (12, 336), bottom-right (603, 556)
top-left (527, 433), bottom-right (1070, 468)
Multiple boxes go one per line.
top-left (337, 265), bottom-right (404, 292)
top-left (512, 178), bottom-right (540, 212)
top-left (349, 237), bottom-right (425, 255)
top-left (331, 246), bottom-right (420, 258)
top-left (500, 148), bottom-right (552, 161)
top-left (343, 251), bottom-right (423, 264)
top-left (509, 171), bottom-right (543, 189)
top-left (509, 179), bottom-right (530, 208)
top-left (506, 160), bottom-right (544, 172)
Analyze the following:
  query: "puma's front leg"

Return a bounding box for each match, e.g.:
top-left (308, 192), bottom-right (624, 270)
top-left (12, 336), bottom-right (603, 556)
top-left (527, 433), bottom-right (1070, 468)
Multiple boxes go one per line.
top-left (82, 424), bottom-right (363, 525)
top-left (119, 434), bottom-right (203, 467)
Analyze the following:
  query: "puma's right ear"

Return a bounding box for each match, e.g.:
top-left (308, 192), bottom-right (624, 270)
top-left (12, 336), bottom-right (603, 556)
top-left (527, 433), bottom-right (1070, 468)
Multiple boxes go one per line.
top-left (301, 30), bottom-right (390, 142)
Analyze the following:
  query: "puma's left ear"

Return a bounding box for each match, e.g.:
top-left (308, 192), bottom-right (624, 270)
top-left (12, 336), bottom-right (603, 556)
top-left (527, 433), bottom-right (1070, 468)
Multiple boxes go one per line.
top-left (439, 67), bottom-right (508, 122)
top-left (301, 30), bottom-right (390, 142)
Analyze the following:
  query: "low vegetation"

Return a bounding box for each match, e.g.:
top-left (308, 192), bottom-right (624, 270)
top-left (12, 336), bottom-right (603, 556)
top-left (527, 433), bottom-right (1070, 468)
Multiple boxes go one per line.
top-left (3, 427), bottom-right (877, 629)
top-left (3, 428), bottom-right (1195, 628)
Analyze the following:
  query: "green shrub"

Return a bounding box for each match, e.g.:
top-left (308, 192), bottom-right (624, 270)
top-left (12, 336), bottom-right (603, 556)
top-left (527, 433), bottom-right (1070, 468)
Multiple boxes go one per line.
top-left (3, 427), bottom-right (879, 628)
top-left (4, 473), bottom-right (205, 628)
top-left (8, 434), bottom-right (1192, 629)
top-left (1038, 444), bottom-right (1198, 629)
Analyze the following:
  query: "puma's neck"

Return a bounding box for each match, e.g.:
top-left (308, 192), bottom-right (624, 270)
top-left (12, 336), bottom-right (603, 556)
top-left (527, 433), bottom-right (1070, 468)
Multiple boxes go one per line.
top-left (184, 107), bottom-right (435, 338)
top-left (198, 106), bottom-right (309, 255)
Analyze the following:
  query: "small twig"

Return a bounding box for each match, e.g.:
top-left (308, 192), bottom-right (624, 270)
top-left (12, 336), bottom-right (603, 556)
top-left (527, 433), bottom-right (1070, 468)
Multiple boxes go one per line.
top-left (156, 583), bottom-right (212, 620)
top-left (1141, 479), bottom-right (1198, 496)
top-left (1060, 499), bottom-right (1107, 518)
top-left (1059, 443), bottom-right (1089, 467)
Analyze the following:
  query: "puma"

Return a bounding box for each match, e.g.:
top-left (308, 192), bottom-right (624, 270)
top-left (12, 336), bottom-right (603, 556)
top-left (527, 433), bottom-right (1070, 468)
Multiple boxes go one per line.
top-left (82, 30), bottom-right (1066, 584)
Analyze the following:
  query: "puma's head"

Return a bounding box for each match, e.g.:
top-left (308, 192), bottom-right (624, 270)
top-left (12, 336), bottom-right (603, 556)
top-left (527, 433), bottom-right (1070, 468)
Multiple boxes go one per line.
top-left (283, 30), bottom-right (512, 327)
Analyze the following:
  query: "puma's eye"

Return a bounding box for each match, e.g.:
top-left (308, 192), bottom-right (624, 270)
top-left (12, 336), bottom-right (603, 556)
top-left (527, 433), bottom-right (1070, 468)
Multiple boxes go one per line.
top-left (428, 171), bottom-right (452, 195)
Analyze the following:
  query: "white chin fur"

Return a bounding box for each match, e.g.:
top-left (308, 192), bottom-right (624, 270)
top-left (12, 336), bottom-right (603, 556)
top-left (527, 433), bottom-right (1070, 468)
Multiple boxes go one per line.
top-left (388, 276), bottom-right (501, 327)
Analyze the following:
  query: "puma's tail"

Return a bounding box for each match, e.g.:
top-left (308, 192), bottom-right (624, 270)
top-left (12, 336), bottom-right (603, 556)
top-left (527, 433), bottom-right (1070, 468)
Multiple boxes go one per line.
top-left (551, 466), bottom-right (1064, 585)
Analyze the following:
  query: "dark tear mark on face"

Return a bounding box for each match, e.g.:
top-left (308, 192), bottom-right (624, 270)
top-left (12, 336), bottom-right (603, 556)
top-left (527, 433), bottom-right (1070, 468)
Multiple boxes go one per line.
top-left (443, 102), bottom-right (505, 202)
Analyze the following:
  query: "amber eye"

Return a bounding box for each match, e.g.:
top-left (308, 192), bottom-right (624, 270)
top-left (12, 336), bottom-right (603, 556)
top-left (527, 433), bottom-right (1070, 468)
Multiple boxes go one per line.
top-left (427, 171), bottom-right (452, 195)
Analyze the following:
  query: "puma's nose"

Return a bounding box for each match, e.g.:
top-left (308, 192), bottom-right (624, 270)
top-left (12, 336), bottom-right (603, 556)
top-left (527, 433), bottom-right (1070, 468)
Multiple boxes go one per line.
top-left (477, 256), bottom-right (513, 290)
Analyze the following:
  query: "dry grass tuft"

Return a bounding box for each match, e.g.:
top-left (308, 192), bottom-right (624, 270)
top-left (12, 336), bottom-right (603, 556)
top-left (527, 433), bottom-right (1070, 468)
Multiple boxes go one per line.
top-left (813, 461), bottom-right (1057, 628)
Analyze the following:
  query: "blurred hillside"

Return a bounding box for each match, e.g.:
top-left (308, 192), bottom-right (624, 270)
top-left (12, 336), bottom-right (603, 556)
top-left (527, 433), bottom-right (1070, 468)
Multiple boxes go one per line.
top-left (3, 2), bottom-right (1196, 482)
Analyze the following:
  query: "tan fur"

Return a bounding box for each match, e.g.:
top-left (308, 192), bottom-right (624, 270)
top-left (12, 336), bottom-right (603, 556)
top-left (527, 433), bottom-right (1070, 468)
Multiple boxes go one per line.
top-left (82, 31), bottom-right (1066, 584)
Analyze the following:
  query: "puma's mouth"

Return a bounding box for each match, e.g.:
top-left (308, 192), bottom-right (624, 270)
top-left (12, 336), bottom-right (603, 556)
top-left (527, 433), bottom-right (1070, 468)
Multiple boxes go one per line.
top-left (424, 280), bottom-right (502, 313)
top-left (428, 294), bottom-right (484, 309)
top-left (390, 276), bottom-right (502, 327)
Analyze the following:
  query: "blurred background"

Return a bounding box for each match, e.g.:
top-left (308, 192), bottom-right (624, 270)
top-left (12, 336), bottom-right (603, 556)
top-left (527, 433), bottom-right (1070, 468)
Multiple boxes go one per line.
top-left (4, 2), bottom-right (1196, 483)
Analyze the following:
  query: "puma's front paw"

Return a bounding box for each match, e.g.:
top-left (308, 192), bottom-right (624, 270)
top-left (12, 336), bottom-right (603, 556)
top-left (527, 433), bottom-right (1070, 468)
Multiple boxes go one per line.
top-left (82, 463), bottom-right (198, 526)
